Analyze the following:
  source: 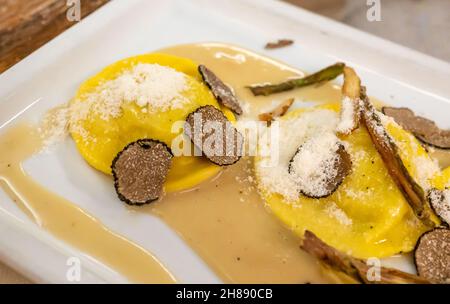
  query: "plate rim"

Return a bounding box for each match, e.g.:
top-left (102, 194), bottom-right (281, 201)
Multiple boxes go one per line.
top-left (0, 0), bottom-right (449, 283)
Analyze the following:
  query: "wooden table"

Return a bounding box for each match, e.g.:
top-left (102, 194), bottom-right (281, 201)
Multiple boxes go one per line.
top-left (0, 0), bottom-right (109, 73)
top-left (1, 0), bottom-right (448, 73)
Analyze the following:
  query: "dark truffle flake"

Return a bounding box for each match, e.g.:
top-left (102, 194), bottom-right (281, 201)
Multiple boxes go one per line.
top-left (185, 105), bottom-right (243, 166)
top-left (264, 39), bottom-right (294, 49)
top-left (414, 228), bottom-right (450, 283)
top-left (111, 139), bottom-right (173, 205)
top-left (382, 106), bottom-right (450, 150)
top-left (428, 188), bottom-right (450, 226)
top-left (198, 65), bottom-right (243, 115)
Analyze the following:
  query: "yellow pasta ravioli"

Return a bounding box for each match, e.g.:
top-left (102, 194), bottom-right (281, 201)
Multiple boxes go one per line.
top-left (70, 53), bottom-right (234, 192)
top-left (255, 105), bottom-right (436, 259)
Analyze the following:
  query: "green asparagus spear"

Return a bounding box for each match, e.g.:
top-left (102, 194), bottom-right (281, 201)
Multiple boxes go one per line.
top-left (248, 62), bottom-right (345, 96)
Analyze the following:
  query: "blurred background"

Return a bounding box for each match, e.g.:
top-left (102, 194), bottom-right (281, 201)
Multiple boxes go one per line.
top-left (1, 0), bottom-right (449, 74)
top-left (0, 0), bottom-right (448, 283)
top-left (286, 0), bottom-right (450, 62)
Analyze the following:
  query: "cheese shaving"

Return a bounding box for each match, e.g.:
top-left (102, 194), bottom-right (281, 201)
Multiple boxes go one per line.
top-left (256, 109), bottom-right (339, 202)
top-left (39, 63), bottom-right (190, 147)
top-left (38, 106), bottom-right (70, 152)
top-left (70, 63), bottom-right (189, 137)
top-left (326, 202), bottom-right (353, 226)
top-left (336, 96), bottom-right (361, 135)
top-left (289, 132), bottom-right (341, 197)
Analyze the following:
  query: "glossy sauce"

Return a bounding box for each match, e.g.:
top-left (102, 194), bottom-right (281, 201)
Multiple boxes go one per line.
top-left (0, 43), bottom-right (448, 283)
top-left (149, 159), bottom-right (331, 283)
top-left (0, 125), bottom-right (175, 283)
top-left (148, 43), bottom-right (347, 283)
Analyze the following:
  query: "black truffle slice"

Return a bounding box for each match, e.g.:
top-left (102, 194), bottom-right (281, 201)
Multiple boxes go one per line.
top-left (414, 228), bottom-right (450, 283)
top-left (382, 106), bottom-right (450, 149)
top-left (428, 188), bottom-right (450, 226)
top-left (111, 139), bottom-right (173, 205)
top-left (288, 140), bottom-right (352, 199)
top-left (198, 65), bottom-right (243, 115)
top-left (185, 105), bottom-right (243, 166)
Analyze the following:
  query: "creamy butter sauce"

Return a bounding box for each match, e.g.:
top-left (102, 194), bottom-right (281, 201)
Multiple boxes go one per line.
top-left (0, 42), bottom-right (448, 283)
top-left (149, 159), bottom-right (330, 283)
top-left (153, 43), bottom-right (450, 282)
top-left (163, 43), bottom-right (343, 120)
top-left (0, 125), bottom-right (175, 283)
top-left (144, 43), bottom-right (347, 283)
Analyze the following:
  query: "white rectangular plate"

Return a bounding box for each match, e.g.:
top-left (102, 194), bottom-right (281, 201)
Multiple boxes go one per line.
top-left (0, 0), bottom-right (449, 283)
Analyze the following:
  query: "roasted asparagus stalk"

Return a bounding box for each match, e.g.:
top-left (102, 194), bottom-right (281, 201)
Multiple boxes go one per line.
top-left (248, 62), bottom-right (345, 96)
top-left (336, 66), bottom-right (363, 135)
top-left (360, 87), bottom-right (437, 228)
top-left (342, 66), bottom-right (361, 99)
top-left (301, 230), bottom-right (432, 284)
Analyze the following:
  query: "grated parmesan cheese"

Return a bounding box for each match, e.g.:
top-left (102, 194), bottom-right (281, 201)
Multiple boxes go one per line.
top-left (38, 63), bottom-right (191, 147)
top-left (38, 105), bottom-right (70, 152)
top-left (336, 96), bottom-right (360, 134)
top-left (255, 109), bottom-right (339, 202)
top-left (289, 132), bottom-right (341, 197)
top-left (70, 63), bottom-right (189, 137)
top-left (414, 155), bottom-right (440, 190)
top-left (326, 202), bottom-right (353, 226)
